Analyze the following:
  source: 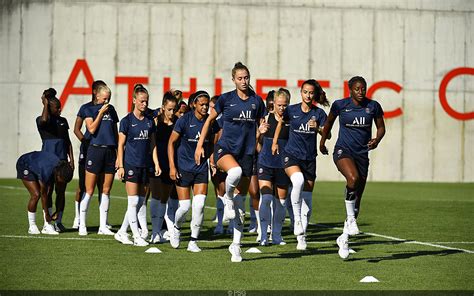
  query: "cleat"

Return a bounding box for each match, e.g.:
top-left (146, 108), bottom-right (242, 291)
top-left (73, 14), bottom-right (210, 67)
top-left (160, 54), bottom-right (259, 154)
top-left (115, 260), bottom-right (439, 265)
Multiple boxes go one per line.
top-left (344, 217), bottom-right (360, 236)
top-left (139, 228), bottom-right (149, 240)
top-left (114, 231), bottom-right (133, 245)
top-left (187, 240), bottom-right (202, 253)
top-left (106, 224), bottom-right (113, 230)
top-left (133, 236), bottom-right (149, 247)
top-left (54, 222), bottom-right (66, 233)
top-left (161, 230), bottom-right (170, 241)
top-left (150, 232), bottom-right (165, 244)
top-left (213, 225), bottom-right (224, 235)
top-left (78, 226), bottom-right (88, 236)
top-left (336, 234), bottom-right (350, 259)
top-left (228, 243), bottom-right (242, 262)
top-left (247, 220), bottom-right (257, 233)
top-left (259, 239), bottom-right (268, 246)
top-left (170, 227), bottom-right (180, 249)
top-left (293, 220), bottom-right (304, 236)
top-left (28, 225), bottom-right (41, 235)
top-left (71, 218), bottom-right (80, 229)
top-left (223, 198), bottom-right (236, 220)
top-left (271, 234), bottom-right (286, 246)
top-left (98, 227), bottom-right (115, 236)
top-left (296, 235), bottom-right (307, 250)
top-left (42, 223), bottom-right (59, 235)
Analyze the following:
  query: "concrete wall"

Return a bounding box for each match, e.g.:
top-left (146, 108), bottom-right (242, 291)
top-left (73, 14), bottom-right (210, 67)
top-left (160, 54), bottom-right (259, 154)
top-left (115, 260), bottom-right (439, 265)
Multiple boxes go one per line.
top-left (1, 0), bottom-right (473, 182)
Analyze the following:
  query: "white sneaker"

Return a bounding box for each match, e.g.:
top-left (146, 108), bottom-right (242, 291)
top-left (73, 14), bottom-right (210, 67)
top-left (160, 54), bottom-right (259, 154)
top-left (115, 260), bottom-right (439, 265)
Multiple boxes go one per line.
top-left (28, 225), bottom-right (40, 235)
top-left (72, 218), bottom-right (79, 229)
top-left (344, 217), bottom-right (360, 236)
top-left (247, 220), bottom-right (257, 233)
top-left (271, 234), bottom-right (286, 245)
top-left (78, 226), bottom-right (87, 236)
top-left (187, 240), bottom-right (202, 253)
top-left (106, 223), bottom-right (113, 230)
top-left (213, 225), bottom-right (224, 235)
top-left (150, 232), bottom-right (165, 244)
top-left (259, 239), bottom-right (268, 246)
top-left (98, 227), bottom-right (115, 235)
top-left (170, 227), bottom-right (180, 249)
top-left (133, 236), bottom-right (149, 247)
top-left (42, 223), bottom-right (59, 235)
top-left (296, 235), bottom-right (307, 250)
top-left (336, 234), bottom-right (350, 259)
top-left (293, 220), bottom-right (304, 236)
top-left (114, 231), bottom-right (133, 245)
top-left (139, 228), bottom-right (149, 239)
top-left (223, 198), bottom-right (236, 220)
top-left (162, 230), bottom-right (170, 241)
top-left (228, 243), bottom-right (242, 262)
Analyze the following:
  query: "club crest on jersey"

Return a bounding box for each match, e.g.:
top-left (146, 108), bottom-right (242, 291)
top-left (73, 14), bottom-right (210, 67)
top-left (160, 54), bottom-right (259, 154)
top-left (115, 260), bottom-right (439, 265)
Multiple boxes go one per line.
top-left (258, 168), bottom-right (263, 174)
top-left (365, 107), bottom-right (371, 114)
top-left (218, 148), bottom-right (223, 154)
top-left (23, 170), bottom-right (29, 175)
top-left (128, 170), bottom-right (134, 176)
top-left (337, 149), bottom-right (343, 155)
top-left (284, 157), bottom-right (289, 163)
top-left (251, 104), bottom-right (256, 110)
top-left (87, 160), bottom-right (92, 166)
top-left (79, 153), bottom-right (84, 160)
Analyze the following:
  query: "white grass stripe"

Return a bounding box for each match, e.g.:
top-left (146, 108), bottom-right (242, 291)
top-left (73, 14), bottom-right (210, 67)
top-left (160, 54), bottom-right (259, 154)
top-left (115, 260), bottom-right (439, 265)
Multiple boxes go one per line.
top-left (428, 242), bottom-right (474, 244)
top-left (0, 234), bottom-right (110, 241)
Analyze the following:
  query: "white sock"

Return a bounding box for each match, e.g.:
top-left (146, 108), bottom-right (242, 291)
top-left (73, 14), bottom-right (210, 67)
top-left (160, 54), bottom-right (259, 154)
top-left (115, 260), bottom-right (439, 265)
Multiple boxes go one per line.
top-left (79, 193), bottom-right (91, 228)
top-left (345, 200), bottom-right (356, 219)
top-left (259, 194), bottom-right (272, 240)
top-left (174, 199), bottom-right (191, 229)
top-left (289, 172), bottom-right (304, 223)
top-left (301, 191), bottom-right (312, 233)
top-left (126, 195), bottom-right (140, 238)
top-left (119, 211), bottom-right (129, 233)
top-left (137, 196), bottom-right (147, 231)
top-left (273, 198), bottom-right (286, 236)
top-left (74, 200), bottom-right (80, 221)
top-left (149, 198), bottom-right (160, 234)
top-left (225, 166), bottom-right (242, 201)
top-left (216, 195), bottom-right (224, 226)
top-left (28, 211), bottom-right (36, 227)
top-left (99, 193), bottom-right (110, 229)
top-left (191, 194), bottom-right (206, 239)
top-left (232, 194), bottom-right (245, 244)
top-left (43, 207), bottom-right (53, 225)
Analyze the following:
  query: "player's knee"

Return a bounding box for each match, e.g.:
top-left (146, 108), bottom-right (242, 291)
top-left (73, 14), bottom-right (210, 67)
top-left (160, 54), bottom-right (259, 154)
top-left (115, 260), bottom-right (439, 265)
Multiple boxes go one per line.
top-left (290, 172), bottom-right (304, 189)
top-left (31, 191), bottom-right (40, 201)
top-left (346, 174), bottom-right (359, 188)
top-left (227, 166), bottom-right (242, 181)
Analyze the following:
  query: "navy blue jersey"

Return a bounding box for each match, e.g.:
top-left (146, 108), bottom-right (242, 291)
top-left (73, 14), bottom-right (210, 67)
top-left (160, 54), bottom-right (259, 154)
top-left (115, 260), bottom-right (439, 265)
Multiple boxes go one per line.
top-left (155, 118), bottom-right (176, 172)
top-left (84, 104), bottom-right (119, 147)
top-left (77, 101), bottom-right (94, 140)
top-left (258, 113), bottom-right (290, 168)
top-left (331, 97), bottom-right (384, 155)
top-left (174, 112), bottom-right (214, 173)
top-left (36, 115), bottom-right (70, 160)
top-left (214, 90), bottom-right (265, 156)
top-left (119, 113), bottom-right (156, 167)
top-left (17, 151), bottom-right (60, 183)
top-left (283, 103), bottom-right (327, 161)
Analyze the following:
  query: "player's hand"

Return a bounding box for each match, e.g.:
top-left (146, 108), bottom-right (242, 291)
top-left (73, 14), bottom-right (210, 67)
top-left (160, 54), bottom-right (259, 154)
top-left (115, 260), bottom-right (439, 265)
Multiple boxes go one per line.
top-left (99, 103), bottom-right (110, 115)
top-left (319, 143), bottom-right (329, 155)
top-left (154, 165), bottom-right (162, 177)
top-left (258, 122), bottom-right (269, 134)
top-left (117, 167), bottom-right (124, 179)
top-left (210, 164), bottom-right (217, 176)
top-left (194, 146), bottom-right (204, 165)
top-left (271, 143), bottom-right (279, 155)
top-left (308, 118), bottom-right (317, 129)
top-left (41, 95), bottom-right (48, 106)
top-left (169, 167), bottom-right (178, 181)
top-left (367, 138), bottom-right (379, 150)
top-left (69, 161), bottom-right (75, 171)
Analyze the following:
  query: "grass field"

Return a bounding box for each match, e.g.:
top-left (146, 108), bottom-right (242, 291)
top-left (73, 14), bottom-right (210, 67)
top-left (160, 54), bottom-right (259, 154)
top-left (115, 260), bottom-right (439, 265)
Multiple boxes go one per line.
top-left (0, 178), bottom-right (472, 294)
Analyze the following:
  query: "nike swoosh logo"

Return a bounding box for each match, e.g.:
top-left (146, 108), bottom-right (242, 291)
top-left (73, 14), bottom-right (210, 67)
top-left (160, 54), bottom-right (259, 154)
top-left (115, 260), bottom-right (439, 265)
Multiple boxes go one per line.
top-left (345, 109), bottom-right (353, 112)
top-left (190, 125), bottom-right (196, 128)
top-left (293, 115), bottom-right (299, 118)
top-left (131, 124), bottom-right (138, 127)
top-left (230, 104), bottom-right (237, 107)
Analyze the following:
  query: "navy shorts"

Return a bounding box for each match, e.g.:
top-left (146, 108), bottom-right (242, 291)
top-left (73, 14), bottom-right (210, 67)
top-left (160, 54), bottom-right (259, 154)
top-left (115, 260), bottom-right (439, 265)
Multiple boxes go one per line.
top-left (283, 153), bottom-right (316, 181)
top-left (214, 144), bottom-right (254, 178)
top-left (257, 164), bottom-right (290, 187)
top-left (333, 146), bottom-right (369, 179)
top-left (124, 163), bottom-right (149, 184)
top-left (149, 166), bottom-right (174, 185)
top-left (85, 145), bottom-right (117, 175)
top-left (176, 169), bottom-right (208, 187)
top-left (16, 161), bottom-right (38, 182)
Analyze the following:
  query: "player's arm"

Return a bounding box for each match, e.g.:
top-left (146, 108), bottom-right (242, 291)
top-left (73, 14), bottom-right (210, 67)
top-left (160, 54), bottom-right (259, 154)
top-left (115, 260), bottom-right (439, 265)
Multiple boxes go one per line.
top-left (367, 116), bottom-right (386, 150)
top-left (39, 95), bottom-right (49, 125)
top-left (85, 104), bottom-right (109, 135)
top-left (271, 118), bottom-right (283, 155)
top-left (74, 116), bottom-right (85, 142)
top-left (39, 181), bottom-right (52, 223)
top-left (168, 131), bottom-right (180, 181)
top-left (194, 107), bottom-right (218, 165)
top-left (319, 112), bottom-right (337, 155)
top-left (116, 132), bottom-right (126, 180)
top-left (149, 133), bottom-right (161, 176)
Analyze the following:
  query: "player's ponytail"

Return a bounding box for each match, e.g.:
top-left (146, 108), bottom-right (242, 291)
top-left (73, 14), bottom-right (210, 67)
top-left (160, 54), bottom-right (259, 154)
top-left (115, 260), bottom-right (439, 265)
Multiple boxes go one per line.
top-left (301, 79), bottom-right (330, 107)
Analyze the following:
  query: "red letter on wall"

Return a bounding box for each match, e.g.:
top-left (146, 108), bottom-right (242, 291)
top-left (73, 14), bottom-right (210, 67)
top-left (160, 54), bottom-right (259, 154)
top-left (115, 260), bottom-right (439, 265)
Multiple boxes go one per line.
top-left (367, 81), bottom-right (403, 119)
top-left (163, 77), bottom-right (197, 100)
top-left (115, 76), bottom-right (149, 112)
top-left (256, 79), bottom-right (287, 100)
top-left (60, 59), bottom-right (94, 109)
top-left (439, 67), bottom-right (474, 121)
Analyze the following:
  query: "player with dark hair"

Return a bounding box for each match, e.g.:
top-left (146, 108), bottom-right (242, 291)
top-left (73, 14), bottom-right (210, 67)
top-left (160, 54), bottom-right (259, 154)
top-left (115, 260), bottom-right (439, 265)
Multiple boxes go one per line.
top-left (115, 84), bottom-right (160, 247)
top-left (36, 89), bottom-right (74, 232)
top-left (272, 79), bottom-right (330, 250)
top-left (320, 76), bottom-right (385, 259)
top-left (17, 151), bottom-right (73, 235)
top-left (195, 62), bottom-right (265, 262)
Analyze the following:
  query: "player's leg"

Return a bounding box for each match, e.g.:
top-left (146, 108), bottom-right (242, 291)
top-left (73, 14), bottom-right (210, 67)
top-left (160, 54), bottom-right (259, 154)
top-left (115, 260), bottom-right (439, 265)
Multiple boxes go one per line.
top-left (187, 181), bottom-right (207, 252)
top-left (285, 165), bottom-right (304, 236)
top-left (23, 180), bottom-right (42, 234)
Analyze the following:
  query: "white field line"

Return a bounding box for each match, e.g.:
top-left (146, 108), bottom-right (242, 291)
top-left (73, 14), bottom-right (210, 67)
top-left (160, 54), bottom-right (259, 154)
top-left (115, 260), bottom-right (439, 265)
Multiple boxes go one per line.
top-left (1, 185), bottom-right (473, 254)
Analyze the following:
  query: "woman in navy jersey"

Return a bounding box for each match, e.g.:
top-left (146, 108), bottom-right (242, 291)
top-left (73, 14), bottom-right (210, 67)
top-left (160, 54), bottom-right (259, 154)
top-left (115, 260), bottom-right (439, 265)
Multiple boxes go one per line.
top-left (114, 84), bottom-right (160, 247)
top-left (319, 76), bottom-right (385, 259)
top-left (257, 88), bottom-right (290, 245)
top-left (195, 62), bottom-right (265, 262)
top-left (72, 80), bottom-right (106, 229)
top-left (149, 92), bottom-right (178, 244)
top-left (17, 151), bottom-right (73, 235)
top-left (168, 91), bottom-right (214, 252)
top-left (36, 89), bottom-right (74, 232)
top-left (79, 84), bottom-right (118, 236)
top-left (272, 79), bottom-right (329, 251)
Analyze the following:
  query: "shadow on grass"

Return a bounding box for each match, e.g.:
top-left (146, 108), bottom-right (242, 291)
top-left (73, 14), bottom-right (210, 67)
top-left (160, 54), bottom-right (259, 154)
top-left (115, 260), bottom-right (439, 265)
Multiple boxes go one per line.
top-left (347, 249), bottom-right (462, 263)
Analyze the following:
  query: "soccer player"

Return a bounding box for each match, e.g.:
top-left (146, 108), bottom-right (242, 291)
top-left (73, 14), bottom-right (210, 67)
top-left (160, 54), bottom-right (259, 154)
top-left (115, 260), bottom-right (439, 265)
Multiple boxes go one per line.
top-left (149, 92), bottom-right (178, 243)
top-left (272, 79), bottom-right (329, 250)
top-left (195, 62), bottom-right (265, 262)
top-left (168, 90), bottom-right (214, 252)
top-left (72, 80), bottom-right (107, 229)
top-left (36, 89), bottom-right (74, 232)
top-left (257, 88), bottom-right (290, 245)
top-left (17, 151), bottom-right (73, 235)
top-left (319, 76), bottom-right (385, 259)
top-left (79, 84), bottom-right (118, 236)
top-left (114, 84), bottom-right (160, 247)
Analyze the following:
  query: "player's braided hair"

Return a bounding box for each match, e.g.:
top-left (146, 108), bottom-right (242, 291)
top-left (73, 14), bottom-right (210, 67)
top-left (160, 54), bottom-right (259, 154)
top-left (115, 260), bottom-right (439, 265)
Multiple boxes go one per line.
top-left (348, 76), bottom-right (367, 90)
top-left (55, 161), bottom-right (73, 183)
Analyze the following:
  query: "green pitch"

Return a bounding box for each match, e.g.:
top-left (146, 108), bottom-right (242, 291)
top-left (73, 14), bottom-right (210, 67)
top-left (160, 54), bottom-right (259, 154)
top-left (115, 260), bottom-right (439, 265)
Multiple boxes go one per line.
top-left (0, 179), bottom-right (472, 292)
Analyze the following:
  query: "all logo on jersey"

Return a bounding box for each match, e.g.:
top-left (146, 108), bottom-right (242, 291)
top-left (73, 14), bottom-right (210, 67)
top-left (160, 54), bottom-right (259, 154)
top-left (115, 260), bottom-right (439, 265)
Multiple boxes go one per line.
top-left (134, 129), bottom-right (149, 140)
top-left (233, 110), bottom-right (255, 122)
top-left (347, 116), bottom-right (369, 127)
top-left (295, 122), bottom-right (314, 134)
